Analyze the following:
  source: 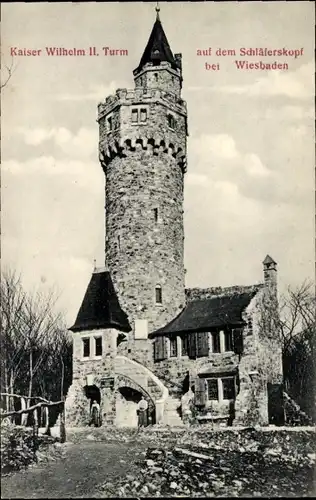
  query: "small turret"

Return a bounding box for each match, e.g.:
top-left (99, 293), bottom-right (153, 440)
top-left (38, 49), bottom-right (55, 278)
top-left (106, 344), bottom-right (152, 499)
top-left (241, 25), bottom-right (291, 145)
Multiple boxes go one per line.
top-left (133, 6), bottom-right (182, 96)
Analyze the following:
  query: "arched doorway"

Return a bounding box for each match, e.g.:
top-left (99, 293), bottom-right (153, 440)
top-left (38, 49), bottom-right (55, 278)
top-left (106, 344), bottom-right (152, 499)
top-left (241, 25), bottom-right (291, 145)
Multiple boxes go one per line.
top-left (115, 376), bottom-right (155, 427)
top-left (83, 384), bottom-right (101, 420)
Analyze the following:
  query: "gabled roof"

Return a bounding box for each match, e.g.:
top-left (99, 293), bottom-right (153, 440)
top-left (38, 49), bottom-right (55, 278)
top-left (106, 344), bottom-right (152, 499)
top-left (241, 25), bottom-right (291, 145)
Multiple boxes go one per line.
top-left (149, 290), bottom-right (259, 338)
top-left (263, 254), bottom-right (277, 265)
top-left (70, 270), bottom-right (131, 333)
top-left (135, 15), bottom-right (178, 72)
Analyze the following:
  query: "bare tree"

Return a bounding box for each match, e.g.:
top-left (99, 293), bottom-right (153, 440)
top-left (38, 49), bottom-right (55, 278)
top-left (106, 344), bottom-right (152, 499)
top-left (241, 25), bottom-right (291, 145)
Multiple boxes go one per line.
top-left (0, 269), bottom-right (27, 410)
top-left (255, 281), bottom-right (315, 420)
top-left (1, 268), bottom-right (71, 416)
top-left (0, 56), bottom-right (17, 90)
top-left (20, 288), bottom-right (63, 407)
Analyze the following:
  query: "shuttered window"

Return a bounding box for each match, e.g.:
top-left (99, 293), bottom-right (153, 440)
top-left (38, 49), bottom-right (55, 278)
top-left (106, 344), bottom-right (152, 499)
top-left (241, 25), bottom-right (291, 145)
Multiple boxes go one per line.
top-left (224, 330), bottom-right (233, 352)
top-left (187, 331), bottom-right (209, 358)
top-left (194, 377), bottom-right (206, 406)
top-left (222, 377), bottom-right (236, 400)
top-left (154, 336), bottom-right (167, 361)
top-left (187, 332), bottom-right (197, 359)
top-left (170, 337), bottom-right (177, 357)
top-left (233, 328), bottom-right (244, 355)
top-left (196, 331), bottom-right (209, 357)
top-left (207, 379), bottom-right (219, 400)
top-left (181, 335), bottom-right (189, 356)
top-left (212, 332), bottom-right (221, 353)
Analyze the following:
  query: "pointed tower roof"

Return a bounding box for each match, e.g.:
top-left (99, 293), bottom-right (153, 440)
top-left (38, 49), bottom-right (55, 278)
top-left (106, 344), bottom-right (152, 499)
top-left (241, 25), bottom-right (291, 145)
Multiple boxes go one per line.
top-left (263, 254), bottom-right (277, 265)
top-left (135, 8), bottom-right (178, 72)
top-left (70, 270), bottom-right (131, 333)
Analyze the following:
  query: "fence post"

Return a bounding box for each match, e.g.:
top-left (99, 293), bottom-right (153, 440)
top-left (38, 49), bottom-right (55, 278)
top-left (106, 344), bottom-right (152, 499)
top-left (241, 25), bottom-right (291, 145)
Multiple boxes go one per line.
top-left (33, 408), bottom-right (39, 438)
top-left (60, 399), bottom-right (66, 443)
top-left (21, 397), bottom-right (27, 426)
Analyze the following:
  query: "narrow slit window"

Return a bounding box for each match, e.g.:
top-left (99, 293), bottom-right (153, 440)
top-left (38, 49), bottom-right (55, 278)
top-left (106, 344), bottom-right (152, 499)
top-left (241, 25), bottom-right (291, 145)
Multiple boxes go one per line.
top-left (154, 73), bottom-right (158, 82)
top-left (170, 337), bottom-right (177, 357)
top-left (153, 208), bottom-right (159, 223)
top-left (247, 318), bottom-right (253, 335)
top-left (168, 114), bottom-right (175, 129)
top-left (212, 332), bottom-right (220, 353)
top-left (117, 235), bottom-right (121, 250)
top-left (107, 116), bottom-right (113, 131)
top-left (82, 338), bottom-right (90, 358)
top-left (207, 379), bottom-right (219, 401)
top-left (95, 337), bottom-right (102, 356)
top-left (155, 285), bottom-right (162, 304)
top-left (131, 109), bottom-right (138, 123)
top-left (140, 108), bottom-right (147, 122)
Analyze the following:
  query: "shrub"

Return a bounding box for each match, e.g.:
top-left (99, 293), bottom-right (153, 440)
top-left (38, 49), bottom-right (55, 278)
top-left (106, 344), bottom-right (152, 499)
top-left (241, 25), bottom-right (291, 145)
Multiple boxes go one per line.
top-left (1, 421), bottom-right (39, 474)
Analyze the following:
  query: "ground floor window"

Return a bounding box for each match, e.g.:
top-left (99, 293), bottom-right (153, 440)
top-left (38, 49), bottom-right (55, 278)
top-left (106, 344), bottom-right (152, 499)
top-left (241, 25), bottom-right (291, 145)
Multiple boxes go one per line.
top-left (207, 379), bottom-right (219, 400)
top-left (206, 376), bottom-right (236, 402)
top-left (222, 377), bottom-right (236, 400)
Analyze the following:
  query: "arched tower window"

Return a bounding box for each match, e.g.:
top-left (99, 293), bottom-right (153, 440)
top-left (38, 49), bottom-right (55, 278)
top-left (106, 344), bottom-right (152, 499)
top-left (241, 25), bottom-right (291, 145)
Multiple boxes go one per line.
top-left (154, 73), bottom-right (158, 82)
top-left (168, 114), bottom-right (176, 129)
top-left (155, 285), bottom-right (162, 304)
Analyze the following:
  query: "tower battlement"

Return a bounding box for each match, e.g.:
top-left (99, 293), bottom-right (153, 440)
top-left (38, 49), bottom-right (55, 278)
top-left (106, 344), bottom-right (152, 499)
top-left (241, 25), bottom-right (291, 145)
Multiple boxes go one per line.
top-left (100, 135), bottom-right (186, 173)
top-left (98, 87), bottom-right (187, 119)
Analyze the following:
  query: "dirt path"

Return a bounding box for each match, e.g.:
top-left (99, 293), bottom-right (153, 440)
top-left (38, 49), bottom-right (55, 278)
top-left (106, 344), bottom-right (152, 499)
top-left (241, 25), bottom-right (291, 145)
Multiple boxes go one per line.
top-left (1, 441), bottom-right (148, 499)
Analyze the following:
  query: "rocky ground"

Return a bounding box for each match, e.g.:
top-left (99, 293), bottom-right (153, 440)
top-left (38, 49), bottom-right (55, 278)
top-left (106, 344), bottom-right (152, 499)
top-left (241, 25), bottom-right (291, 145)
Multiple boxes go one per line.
top-left (1, 426), bottom-right (315, 498)
top-left (95, 426), bottom-right (316, 498)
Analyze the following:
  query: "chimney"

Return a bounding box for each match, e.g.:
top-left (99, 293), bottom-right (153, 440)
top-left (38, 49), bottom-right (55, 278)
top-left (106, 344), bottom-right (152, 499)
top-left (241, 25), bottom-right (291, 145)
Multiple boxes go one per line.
top-left (174, 53), bottom-right (182, 70)
top-left (263, 254), bottom-right (277, 291)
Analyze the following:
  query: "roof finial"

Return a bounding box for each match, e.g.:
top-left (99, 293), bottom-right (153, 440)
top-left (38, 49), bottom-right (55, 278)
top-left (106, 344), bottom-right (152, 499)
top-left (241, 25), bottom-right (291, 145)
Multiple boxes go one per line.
top-left (155, 1), bottom-right (160, 20)
top-left (93, 258), bottom-right (97, 271)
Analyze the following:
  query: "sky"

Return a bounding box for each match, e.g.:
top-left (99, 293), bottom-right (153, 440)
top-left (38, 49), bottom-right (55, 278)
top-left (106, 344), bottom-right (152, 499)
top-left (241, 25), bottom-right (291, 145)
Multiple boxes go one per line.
top-left (1, 1), bottom-right (315, 326)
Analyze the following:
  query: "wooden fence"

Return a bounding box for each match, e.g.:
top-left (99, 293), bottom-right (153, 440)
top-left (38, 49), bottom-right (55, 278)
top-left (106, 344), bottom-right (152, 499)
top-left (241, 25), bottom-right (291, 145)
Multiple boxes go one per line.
top-left (0, 393), bottom-right (66, 442)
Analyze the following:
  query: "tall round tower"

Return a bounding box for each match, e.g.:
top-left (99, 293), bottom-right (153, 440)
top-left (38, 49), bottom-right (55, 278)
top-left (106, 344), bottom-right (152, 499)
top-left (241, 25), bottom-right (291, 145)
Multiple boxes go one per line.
top-left (98, 10), bottom-right (187, 365)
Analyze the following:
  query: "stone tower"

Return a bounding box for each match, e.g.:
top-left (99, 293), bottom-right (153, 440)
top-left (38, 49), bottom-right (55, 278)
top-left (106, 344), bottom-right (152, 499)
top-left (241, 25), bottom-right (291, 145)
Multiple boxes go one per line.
top-left (97, 9), bottom-right (188, 365)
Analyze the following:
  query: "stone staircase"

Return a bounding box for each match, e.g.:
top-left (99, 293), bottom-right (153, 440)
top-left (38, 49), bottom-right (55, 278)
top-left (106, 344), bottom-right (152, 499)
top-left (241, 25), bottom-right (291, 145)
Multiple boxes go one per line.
top-left (283, 392), bottom-right (313, 426)
top-left (163, 396), bottom-right (184, 426)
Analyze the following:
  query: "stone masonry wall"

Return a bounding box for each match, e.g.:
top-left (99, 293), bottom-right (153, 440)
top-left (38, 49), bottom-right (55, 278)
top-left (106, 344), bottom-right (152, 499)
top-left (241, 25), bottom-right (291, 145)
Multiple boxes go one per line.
top-left (98, 79), bottom-right (187, 369)
top-left (186, 284), bottom-right (264, 302)
top-left (134, 62), bottom-right (182, 97)
top-left (66, 328), bottom-right (117, 426)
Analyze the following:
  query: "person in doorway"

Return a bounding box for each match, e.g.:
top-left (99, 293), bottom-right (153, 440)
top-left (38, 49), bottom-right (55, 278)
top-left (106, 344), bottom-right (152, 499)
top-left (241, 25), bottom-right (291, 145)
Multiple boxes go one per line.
top-left (90, 400), bottom-right (101, 427)
top-left (137, 395), bottom-right (148, 428)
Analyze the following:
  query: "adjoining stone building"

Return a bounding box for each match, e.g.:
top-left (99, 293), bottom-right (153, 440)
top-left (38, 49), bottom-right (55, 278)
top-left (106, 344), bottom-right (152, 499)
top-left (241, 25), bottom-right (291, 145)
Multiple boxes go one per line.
top-left (65, 10), bottom-right (284, 427)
